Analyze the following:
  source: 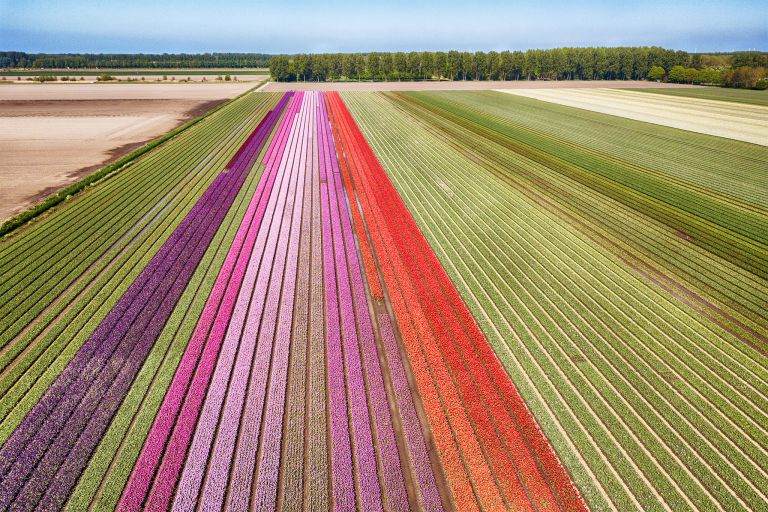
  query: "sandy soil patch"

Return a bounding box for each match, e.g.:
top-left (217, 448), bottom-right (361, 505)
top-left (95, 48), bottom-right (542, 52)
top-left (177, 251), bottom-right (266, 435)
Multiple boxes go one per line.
top-left (497, 88), bottom-right (768, 146)
top-left (262, 79), bottom-right (697, 92)
top-left (0, 83), bottom-right (254, 221)
top-left (0, 82), bottom-right (256, 101)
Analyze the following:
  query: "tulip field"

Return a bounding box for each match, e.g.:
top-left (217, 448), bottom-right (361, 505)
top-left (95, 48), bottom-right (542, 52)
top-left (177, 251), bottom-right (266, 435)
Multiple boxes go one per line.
top-left (0, 85), bottom-right (766, 511)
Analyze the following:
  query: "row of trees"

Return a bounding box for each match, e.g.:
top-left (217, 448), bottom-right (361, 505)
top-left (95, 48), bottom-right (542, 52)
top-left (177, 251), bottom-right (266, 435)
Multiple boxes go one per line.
top-left (270, 47), bottom-right (694, 82)
top-left (0, 52), bottom-right (271, 69)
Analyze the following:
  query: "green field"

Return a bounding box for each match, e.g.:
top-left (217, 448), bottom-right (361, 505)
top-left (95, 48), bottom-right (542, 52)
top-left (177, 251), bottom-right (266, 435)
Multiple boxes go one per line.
top-left (343, 90), bottom-right (768, 511)
top-left (638, 87), bottom-right (768, 106)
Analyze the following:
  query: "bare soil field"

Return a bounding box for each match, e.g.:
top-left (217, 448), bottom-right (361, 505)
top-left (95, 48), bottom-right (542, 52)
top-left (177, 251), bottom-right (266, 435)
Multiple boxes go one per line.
top-left (0, 82), bottom-right (256, 100)
top-left (3, 75), bottom-right (263, 83)
top-left (498, 87), bottom-right (768, 145)
top-left (1, 69), bottom-right (268, 83)
top-left (0, 82), bottom-right (256, 221)
top-left (262, 79), bottom-right (698, 92)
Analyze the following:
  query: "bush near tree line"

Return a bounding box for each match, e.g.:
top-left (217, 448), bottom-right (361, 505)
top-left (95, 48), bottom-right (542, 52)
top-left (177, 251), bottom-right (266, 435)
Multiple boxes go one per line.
top-left (666, 65), bottom-right (767, 88)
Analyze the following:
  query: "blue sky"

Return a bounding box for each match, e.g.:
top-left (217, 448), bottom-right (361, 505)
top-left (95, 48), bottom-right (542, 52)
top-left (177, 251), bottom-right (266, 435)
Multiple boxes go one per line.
top-left (1, 0), bottom-right (766, 53)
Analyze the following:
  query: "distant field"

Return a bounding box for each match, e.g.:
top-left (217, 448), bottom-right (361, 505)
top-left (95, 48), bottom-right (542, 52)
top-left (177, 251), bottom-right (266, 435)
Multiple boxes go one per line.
top-left (263, 79), bottom-right (698, 92)
top-left (638, 87), bottom-right (768, 107)
top-left (498, 88), bottom-right (768, 145)
top-left (0, 69), bottom-right (269, 76)
top-left (0, 82), bottom-right (256, 101)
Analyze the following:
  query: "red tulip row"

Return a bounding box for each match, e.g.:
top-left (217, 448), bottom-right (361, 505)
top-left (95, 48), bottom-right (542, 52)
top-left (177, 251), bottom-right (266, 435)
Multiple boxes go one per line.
top-left (325, 91), bottom-right (587, 512)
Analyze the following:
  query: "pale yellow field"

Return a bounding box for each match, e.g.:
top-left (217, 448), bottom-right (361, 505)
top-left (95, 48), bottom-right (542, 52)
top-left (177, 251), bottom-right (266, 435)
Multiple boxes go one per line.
top-left (497, 88), bottom-right (768, 146)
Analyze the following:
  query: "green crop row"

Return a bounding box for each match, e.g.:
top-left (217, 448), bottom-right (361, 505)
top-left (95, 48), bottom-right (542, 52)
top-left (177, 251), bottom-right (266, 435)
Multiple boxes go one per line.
top-left (421, 91), bottom-right (768, 207)
top-left (398, 92), bottom-right (768, 281)
top-left (342, 91), bottom-right (768, 511)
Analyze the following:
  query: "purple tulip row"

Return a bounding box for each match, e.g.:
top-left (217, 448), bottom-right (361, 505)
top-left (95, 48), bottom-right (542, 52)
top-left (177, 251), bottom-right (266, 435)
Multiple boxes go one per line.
top-left (0, 94), bottom-right (289, 511)
top-left (118, 92), bottom-right (294, 511)
top-left (319, 93), bottom-right (357, 510)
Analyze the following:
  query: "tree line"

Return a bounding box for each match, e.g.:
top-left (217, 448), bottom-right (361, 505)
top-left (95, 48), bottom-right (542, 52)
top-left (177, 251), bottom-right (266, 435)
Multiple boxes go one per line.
top-left (0, 52), bottom-right (271, 69)
top-left (3, 49), bottom-right (764, 88)
top-left (269, 49), bottom-right (767, 89)
top-left (270, 47), bottom-right (696, 82)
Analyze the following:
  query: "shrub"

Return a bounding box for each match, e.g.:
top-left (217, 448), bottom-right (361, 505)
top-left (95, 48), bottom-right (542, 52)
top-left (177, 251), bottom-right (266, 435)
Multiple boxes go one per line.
top-left (647, 66), bottom-right (665, 81)
top-left (667, 65), bottom-right (686, 83)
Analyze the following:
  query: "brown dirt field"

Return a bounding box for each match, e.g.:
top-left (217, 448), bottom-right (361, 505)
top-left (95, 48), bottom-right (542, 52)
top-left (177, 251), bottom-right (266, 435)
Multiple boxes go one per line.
top-left (0, 83), bottom-right (255, 222)
top-left (0, 82), bottom-right (256, 101)
top-left (262, 79), bottom-right (699, 92)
